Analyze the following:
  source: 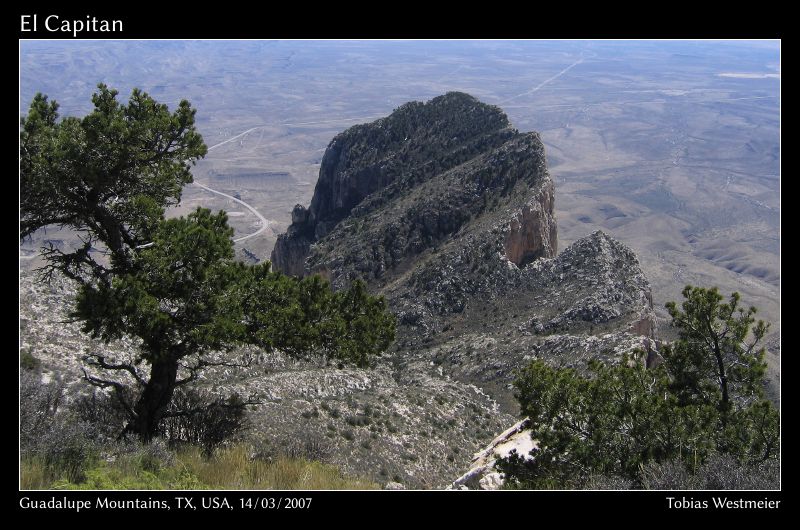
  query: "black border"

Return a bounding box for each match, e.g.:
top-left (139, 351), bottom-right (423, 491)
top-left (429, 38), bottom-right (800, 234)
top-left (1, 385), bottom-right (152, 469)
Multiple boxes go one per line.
top-left (14, 5), bottom-right (783, 40)
top-left (17, 5), bottom-right (782, 520)
top-left (15, 490), bottom-right (786, 518)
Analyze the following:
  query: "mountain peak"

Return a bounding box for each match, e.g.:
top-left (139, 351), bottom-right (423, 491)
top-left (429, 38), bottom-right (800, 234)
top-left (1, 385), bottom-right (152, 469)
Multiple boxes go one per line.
top-left (271, 92), bottom-right (528, 278)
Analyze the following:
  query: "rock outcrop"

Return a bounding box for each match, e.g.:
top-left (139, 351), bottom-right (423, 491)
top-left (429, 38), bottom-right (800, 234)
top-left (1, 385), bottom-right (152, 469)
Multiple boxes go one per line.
top-left (22, 92), bottom-right (658, 489)
top-left (270, 205), bottom-right (314, 276)
top-left (448, 418), bottom-right (535, 490)
top-left (268, 93), bottom-right (657, 486)
top-left (271, 92), bottom-right (557, 282)
top-left (504, 189), bottom-right (557, 268)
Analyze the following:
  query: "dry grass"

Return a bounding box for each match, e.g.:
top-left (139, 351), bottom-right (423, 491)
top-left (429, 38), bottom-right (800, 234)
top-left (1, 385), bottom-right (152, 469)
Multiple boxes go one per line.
top-left (20, 459), bottom-right (48, 490)
top-left (20, 444), bottom-right (378, 490)
top-left (176, 445), bottom-right (378, 490)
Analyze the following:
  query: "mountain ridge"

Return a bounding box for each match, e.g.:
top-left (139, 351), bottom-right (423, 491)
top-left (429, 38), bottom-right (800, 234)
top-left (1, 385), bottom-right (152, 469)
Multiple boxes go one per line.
top-left (21, 92), bottom-right (657, 488)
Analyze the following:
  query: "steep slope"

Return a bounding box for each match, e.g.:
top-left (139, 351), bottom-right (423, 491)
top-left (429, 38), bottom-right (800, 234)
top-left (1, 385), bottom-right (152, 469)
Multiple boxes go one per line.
top-left (272, 92), bottom-right (556, 280)
top-left (22, 93), bottom-right (656, 489)
top-left (19, 268), bottom-right (516, 489)
top-left (273, 93), bottom-right (655, 412)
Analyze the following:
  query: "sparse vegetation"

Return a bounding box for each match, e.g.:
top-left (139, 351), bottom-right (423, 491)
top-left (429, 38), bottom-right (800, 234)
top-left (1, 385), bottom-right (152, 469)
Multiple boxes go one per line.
top-left (497, 286), bottom-right (779, 489)
top-left (20, 349), bottom-right (40, 371)
top-left (345, 414), bottom-right (371, 427)
top-left (22, 444), bottom-right (377, 490)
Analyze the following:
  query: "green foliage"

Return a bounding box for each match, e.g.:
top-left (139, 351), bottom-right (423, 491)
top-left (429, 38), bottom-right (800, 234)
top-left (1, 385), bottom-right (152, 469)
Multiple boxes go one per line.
top-left (20, 349), bottom-right (40, 371)
top-left (20, 86), bottom-right (396, 441)
top-left (238, 273), bottom-right (395, 368)
top-left (498, 285), bottom-right (779, 489)
top-left (663, 285), bottom-right (769, 414)
top-left (53, 464), bottom-right (204, 490)
top-left (20, 84), bottom-right (207, 274)
top-left (21, 430), bottom-right (377, 490)
top-left (498, 354), bottom-right (711, 488)
top-left (74, 208), bottom-right (240, 359)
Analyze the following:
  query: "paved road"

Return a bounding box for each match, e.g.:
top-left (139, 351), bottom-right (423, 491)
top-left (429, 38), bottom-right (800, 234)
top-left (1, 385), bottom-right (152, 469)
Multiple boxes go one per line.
top-left (193, 128), bottom-right (274, 243)
top-left (206, 127), bottom-right (263, 152)
top-left (499, 57), bottom-right (585, 105)
top-left (194, 116), bottom-right (382, 243)
top-left (192, 181), bottom-right (271, 243)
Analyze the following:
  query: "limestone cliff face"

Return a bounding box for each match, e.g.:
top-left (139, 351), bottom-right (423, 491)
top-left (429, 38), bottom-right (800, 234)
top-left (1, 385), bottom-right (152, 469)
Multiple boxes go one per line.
top-left (504, 182), bottom-right (557, 268)
top-left (304, 131), bottom-right (558, 290)
top-left (271, 92), bottom-right (655, 400)
top-left (270, 92), bottom-right (552, 277)
top-left (271, 205), bottom-right (313, 276)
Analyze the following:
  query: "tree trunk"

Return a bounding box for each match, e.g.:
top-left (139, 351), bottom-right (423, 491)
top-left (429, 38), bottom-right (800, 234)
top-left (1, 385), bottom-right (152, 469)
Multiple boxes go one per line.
top-left (712, 340), bottom-right (731, 420)
top-left (130, 358), bottom-right (179, 442)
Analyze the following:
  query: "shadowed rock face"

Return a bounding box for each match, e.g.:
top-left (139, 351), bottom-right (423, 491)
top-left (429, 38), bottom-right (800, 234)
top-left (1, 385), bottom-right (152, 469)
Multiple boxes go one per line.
top-left (271, 92), bottom-right (655, 420)
top-left (23, 93), bottom-right (657, 490)
top-left (271, 92), bottom-right (557, 280)
top-left (270, 205), bottom-right (313, 277)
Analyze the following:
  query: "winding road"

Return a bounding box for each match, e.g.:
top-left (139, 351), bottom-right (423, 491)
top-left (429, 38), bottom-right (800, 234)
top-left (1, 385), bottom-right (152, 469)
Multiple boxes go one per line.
top-left (21, 115), bottom-right (384, 259)
top-left (194, 115), bottom-right (383, 243)
top-left (192, 128), bottom-right (274, 243)
top-left (192, 181), bottom-right (271, 243)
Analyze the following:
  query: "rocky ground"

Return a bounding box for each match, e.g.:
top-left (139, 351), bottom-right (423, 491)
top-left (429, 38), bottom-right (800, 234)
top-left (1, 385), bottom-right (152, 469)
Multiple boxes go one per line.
top-left (20, 93), bottom-right (661, 489)
top-left (19, 268), bottom-right (515, 488)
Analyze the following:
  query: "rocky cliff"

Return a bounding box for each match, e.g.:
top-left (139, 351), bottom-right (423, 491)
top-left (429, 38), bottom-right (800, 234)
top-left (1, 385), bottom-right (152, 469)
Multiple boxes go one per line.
top-left (22, 93), bottom-right (657, 489)
top-left (272, 92), bottom-right (557, 282)
top-left (272, 92), bottom-right (654, 406)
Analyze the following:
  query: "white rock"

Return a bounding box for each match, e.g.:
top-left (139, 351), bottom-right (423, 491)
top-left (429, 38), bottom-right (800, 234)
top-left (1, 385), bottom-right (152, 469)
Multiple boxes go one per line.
top-left (479, 472), bottom-right (504, 490)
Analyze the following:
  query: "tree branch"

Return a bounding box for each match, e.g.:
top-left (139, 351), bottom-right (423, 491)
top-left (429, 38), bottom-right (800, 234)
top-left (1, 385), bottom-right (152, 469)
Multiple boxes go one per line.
top-left (82, 368), bottom-right (137, 419)
top-left (84, 353), bottom-right (147, 386)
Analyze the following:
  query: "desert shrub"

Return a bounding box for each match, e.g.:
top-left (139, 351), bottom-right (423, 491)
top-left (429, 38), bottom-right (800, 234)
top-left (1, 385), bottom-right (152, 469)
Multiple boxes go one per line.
top-left (20, 372), bottom-right (103, 485)
top-left (19, 373), bottom-right (100, 485)
top-left (159, 388), bottom-right (249, 455)
top-left (639, 458), bottom-right (697, 490)
top-left (124, 438), bottom-right (177, 473)
top-left (286, 433), bottom-right (333, 462)
top-left (345, 414), bottom-right (371, 427)
top-left (30, 421), bottom-right (99, 484)
top-left (20, 349), bottom-right (40, 371)
top-left (693, 453), bottom-right (779, 490)
top-left (638, 453), bottom-right (779, 490)
top-left (258, 429), bottom-right (334, 463)
top-left (72, 388), bottom-right (132, 442)
top-left (20, 371), bottom-right (65, 450)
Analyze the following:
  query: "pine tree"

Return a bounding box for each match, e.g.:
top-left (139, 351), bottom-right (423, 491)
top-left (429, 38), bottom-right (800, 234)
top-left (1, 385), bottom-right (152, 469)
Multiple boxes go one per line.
top-left (498, 285), bottom-right (778, 488)
top-left (21, 85), bottom-right (396, 441)
top-left (663, 285), bottom-right (769, 416)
